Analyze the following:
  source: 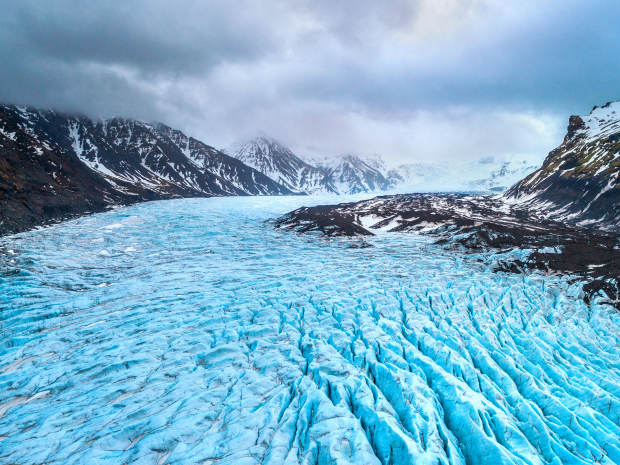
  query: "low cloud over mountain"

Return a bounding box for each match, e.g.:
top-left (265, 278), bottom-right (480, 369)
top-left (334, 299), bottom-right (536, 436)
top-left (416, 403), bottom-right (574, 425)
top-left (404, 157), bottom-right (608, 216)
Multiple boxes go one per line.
top-left (1, 1), bottom-right (619, 165)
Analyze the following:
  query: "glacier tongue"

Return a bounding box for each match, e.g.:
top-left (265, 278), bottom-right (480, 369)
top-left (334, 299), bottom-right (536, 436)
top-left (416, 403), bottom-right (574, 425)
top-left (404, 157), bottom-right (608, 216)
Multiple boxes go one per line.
top-left (1, 196), bottom-right (619, 465)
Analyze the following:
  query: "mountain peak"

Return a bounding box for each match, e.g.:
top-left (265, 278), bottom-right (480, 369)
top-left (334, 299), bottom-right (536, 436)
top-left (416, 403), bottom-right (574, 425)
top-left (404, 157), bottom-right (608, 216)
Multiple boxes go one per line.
top-left (224, 135), bottom-right (335, 194)
top-left (224, 138), bottom-right (397, 195)
top-left (0, 104), bottom-right (292, 234)
top-left (505, 98), bottom-right (620, 227)
top-left (328, 154), bottom-right (390, 194)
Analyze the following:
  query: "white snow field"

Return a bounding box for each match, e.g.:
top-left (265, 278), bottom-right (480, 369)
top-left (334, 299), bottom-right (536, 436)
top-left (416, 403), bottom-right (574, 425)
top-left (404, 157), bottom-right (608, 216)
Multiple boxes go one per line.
top-left (1, 196), bottom-right (619, 465)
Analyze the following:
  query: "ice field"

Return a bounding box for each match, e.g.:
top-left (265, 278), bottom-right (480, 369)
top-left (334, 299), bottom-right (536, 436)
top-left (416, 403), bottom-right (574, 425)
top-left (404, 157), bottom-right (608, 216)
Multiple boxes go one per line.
top-left (1, 196), bottom-right (620, 464)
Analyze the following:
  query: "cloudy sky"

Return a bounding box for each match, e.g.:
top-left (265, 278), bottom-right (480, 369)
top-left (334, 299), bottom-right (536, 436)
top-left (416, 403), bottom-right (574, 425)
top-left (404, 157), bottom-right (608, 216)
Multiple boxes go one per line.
top-left (1, 0), bottom-right (619, 166)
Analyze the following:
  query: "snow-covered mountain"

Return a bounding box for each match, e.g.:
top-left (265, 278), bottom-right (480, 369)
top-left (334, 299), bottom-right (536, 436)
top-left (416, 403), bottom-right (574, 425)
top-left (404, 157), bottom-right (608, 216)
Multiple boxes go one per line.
top-left (325, 154), bottom-right (391, 194)
top-left (224, 135), bottom-right (540, 196)
top-left (506, 100), bottom-right (620, 226)
top-left (305, 153), bottom-right (387, 173)
top-left (225, 137), bottom-right (391, 194)
top-left (386, 157), bottom-right (539, 193)
top-left (0, 104), bottom-right (291, 235)
top-left (223, 136), bottom-right (336, 194)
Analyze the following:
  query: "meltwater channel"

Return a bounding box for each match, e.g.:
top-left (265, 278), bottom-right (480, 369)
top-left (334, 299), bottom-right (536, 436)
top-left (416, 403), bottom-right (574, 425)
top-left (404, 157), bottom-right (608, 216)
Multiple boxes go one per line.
top-left (1, 196), bottom-right (620, 465)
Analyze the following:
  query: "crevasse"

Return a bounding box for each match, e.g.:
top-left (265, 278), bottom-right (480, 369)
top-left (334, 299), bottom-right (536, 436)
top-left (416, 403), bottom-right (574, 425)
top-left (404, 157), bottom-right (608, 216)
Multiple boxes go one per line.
top-left (0, 196), bottom-right (619, 464)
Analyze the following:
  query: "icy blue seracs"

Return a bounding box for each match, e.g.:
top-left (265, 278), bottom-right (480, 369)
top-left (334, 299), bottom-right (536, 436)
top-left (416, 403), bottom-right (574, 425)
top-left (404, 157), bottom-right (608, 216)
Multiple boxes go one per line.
top-left (1, 196), bottom-right (619, 464)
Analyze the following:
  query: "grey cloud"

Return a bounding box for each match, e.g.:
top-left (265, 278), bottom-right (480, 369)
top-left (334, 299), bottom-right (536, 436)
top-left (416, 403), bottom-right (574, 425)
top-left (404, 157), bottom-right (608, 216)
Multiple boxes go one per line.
top-left (0, 0), bottom-right (288, 120)
top-left (274, 0), bottom-right (620, 115)
top-left (3, 0), bottom-right (282, 74)
top-left (0, 0), bottom-right (619, 163)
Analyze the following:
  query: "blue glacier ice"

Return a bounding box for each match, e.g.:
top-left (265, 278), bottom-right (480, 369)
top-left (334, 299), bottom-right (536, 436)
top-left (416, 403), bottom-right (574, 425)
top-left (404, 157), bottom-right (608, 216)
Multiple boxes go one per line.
top-left (1, 196), bottom-right (619, 464)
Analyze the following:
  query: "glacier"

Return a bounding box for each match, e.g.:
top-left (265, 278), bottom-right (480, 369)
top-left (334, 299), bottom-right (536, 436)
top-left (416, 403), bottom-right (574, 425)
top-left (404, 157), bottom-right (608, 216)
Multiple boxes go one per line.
top-left (1, 195), bottom-right (619, 464)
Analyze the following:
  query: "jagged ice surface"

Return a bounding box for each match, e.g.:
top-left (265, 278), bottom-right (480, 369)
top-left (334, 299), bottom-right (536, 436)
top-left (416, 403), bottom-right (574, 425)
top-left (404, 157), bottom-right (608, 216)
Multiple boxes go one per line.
top-left (1, 196), bottom-right (620, 464)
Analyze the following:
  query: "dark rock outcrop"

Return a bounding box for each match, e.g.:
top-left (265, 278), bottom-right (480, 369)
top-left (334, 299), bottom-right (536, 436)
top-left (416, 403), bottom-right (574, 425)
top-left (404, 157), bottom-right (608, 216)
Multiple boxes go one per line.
top-left (505, 100), bottom-right (620, 228)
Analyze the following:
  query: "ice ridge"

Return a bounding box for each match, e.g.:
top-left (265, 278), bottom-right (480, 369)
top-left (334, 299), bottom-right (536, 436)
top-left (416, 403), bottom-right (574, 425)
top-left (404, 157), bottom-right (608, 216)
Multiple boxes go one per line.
top-left (0, 196), bottom-right (619, 464)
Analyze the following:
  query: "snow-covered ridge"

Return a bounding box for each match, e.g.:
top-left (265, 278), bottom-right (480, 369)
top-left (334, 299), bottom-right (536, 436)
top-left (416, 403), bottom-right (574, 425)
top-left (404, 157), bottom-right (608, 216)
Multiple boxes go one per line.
top-left (322, 154), bottom-right (391, 194)
top-left (386, 157), bottom-right (539, 193)
top-left (572, 101), bottom-right (620, 148)
top-left (0, 103), bottom-right (290, 198)
top-left (225, 137), bottom-right (392, 195)
top-left (223, 136), bottom-right (335, 194)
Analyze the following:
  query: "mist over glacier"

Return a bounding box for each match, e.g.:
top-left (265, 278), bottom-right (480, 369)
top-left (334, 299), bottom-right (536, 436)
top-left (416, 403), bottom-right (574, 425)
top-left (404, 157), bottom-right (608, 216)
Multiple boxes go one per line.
top-left (1, 195), bottom-right (619, 464)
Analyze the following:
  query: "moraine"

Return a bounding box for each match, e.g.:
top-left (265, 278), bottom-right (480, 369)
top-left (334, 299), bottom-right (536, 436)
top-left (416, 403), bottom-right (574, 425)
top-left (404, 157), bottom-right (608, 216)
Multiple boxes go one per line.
top-left (1, 195), bottom-right (619, 464)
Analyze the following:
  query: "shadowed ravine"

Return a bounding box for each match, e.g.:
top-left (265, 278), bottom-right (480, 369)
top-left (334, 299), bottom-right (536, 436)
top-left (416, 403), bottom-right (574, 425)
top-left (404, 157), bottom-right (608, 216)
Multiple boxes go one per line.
top-left (1, 196), bottom-right (619, 464)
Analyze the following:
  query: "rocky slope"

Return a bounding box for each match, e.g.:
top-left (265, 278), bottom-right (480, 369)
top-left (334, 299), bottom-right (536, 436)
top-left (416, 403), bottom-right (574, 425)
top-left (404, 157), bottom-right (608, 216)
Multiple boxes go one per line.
top-left (0, 104), bottom-right (291, 235)
top-left (223, 136), bottom-right (336, 194)
top-left (506, 100), bottom-right (620, 226)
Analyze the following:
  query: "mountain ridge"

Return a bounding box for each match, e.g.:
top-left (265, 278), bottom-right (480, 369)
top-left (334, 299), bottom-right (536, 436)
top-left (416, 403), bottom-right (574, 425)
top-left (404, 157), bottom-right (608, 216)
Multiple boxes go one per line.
top-left (225, 137), bottom-right (393, 195)
top-left (223, 136), bottom-right (337, 194)
top-left (0, 104), bottom-right (292, 235)
top-left (505, 100), bottom-right (620, 226)
top-left (327, 154), bottom-right (391, 194)
top-left (5, 98), bottom-right (620, 235)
